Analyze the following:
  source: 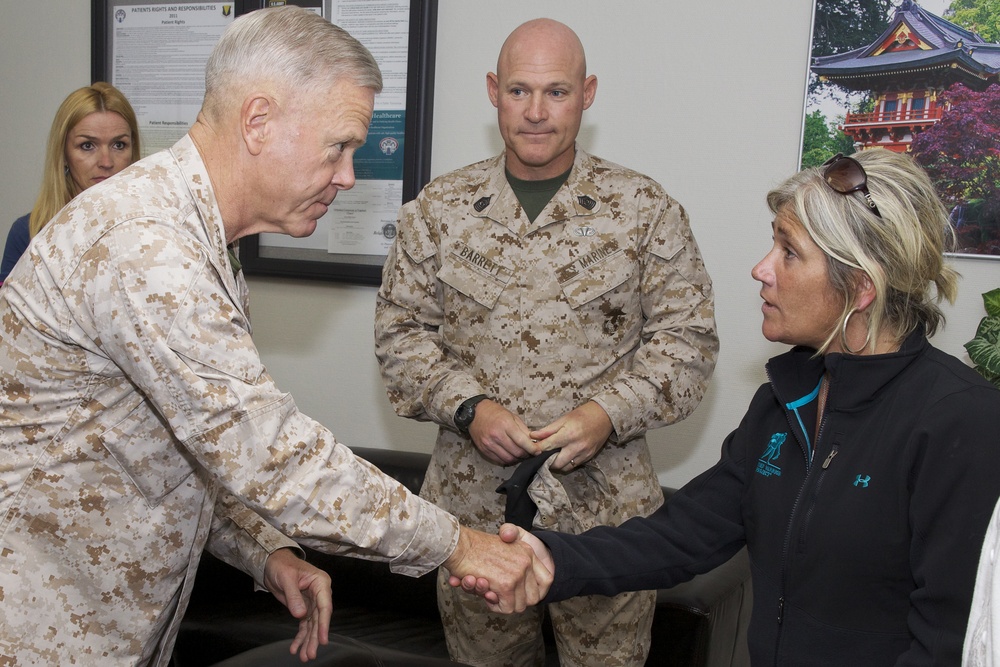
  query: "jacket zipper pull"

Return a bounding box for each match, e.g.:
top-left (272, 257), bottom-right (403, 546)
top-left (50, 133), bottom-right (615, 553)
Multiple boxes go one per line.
top-left (821, 448), bottom-right (839, 469)
top-left (777, 596), bottom-right (784, 624)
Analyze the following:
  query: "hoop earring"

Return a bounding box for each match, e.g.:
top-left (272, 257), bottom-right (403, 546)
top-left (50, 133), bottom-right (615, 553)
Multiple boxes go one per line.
top-left (841, 307), bottom-right (871, 354)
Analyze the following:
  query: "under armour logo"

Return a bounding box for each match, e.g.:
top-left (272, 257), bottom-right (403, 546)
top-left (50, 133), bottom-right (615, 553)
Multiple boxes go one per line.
top-left (853, 475), bottom-right (871, 488)
top-left (473, 197), bottom-right (491, 212)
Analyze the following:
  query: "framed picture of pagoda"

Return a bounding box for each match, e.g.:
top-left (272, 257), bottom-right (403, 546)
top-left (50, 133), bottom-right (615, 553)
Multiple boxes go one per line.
top-left (801, 0), bottom-right (1000, 259)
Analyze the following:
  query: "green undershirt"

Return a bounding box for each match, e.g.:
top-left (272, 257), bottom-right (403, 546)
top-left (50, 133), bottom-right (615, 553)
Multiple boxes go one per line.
top-left (227, 248), bottom-right (242, 278)
top-left (506, 167), bottom-right (572, 223)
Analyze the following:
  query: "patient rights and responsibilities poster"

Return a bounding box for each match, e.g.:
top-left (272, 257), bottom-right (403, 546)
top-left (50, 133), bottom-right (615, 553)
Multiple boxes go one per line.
top-left (111, 3), bottom-right (233, 156)
top-left (104, 0), bottom-right (416, 266)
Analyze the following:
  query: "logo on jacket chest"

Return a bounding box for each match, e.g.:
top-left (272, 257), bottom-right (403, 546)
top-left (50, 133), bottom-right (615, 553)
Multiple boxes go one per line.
top-left (756, 432), bottom-right (787, 477)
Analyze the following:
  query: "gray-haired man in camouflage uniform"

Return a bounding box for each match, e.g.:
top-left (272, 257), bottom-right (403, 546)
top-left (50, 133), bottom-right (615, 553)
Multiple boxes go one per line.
top-left (0, 7), bottom-right (550, 665)
top-left (375, 17), bottom-right (718, 667)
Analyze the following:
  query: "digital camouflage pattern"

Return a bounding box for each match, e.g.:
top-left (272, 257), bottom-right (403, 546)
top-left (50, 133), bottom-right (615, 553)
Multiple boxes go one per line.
top-left (0, 136), bottom-right (459, 665)
top-left (375, 148), bottom-right (718, 665)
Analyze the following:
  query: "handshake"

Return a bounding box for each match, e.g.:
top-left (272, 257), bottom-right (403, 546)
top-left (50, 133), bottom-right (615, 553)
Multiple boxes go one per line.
top-left (443, 524), bottom-right (554, 613)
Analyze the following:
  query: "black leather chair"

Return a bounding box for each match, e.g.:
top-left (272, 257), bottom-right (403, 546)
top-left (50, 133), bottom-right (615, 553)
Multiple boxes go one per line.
top-left (206, 636), bottom-right (465, 667)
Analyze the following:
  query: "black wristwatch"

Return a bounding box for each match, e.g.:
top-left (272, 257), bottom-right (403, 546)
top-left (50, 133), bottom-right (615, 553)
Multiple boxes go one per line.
top-left (454, 394), bottom-right (489, 434)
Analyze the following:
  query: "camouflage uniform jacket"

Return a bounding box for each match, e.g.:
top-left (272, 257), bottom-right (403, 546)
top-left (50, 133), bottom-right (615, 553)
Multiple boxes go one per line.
top-left (376, 148), bottom-right (718, 532)
top-left (0, 135), bottom-right (458, 665)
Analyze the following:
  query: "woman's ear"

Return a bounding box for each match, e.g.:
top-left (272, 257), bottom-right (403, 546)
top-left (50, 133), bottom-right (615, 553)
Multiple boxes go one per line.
top-left (853, 271), bottom-right (876, 312)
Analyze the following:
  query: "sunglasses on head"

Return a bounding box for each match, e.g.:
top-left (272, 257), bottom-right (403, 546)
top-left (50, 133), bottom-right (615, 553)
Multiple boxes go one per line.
top-left (822, 153), bottom-right (882, 218)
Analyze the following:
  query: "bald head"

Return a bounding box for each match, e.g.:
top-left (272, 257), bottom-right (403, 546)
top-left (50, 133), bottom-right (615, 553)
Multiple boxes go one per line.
top-left (487, 18), bottom-right (596, 180)
top-left (497, 19), bottom-right (588, 80)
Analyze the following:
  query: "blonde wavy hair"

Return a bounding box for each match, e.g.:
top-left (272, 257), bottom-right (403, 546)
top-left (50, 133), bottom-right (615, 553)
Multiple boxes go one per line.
top-left (29, 82), bottom-right (140, 237)
top-left (766, 148), bottom-right (959, 354)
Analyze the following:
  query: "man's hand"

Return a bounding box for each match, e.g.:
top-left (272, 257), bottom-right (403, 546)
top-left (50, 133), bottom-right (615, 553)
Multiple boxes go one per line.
top-left (442, 525), bottom-right (552, 613)
top-left (263, 548), bottom-right (333, 662)
top-left (468, 399), bottom-right (539, 465)
top-left (449, 523), bottom-right (555, 611)
top-left (531, 401), bottom-right (613, 472)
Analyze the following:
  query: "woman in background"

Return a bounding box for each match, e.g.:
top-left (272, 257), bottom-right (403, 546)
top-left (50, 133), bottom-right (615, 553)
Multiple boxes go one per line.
top-left (1, 82), bottom-right (139, 284)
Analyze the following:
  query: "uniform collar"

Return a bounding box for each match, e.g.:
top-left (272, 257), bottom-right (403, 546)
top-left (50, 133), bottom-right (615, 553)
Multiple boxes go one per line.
top-left (170, 134), bottom-right (251, 320)
top-left (767, 326), bottom-right (928, 413)
top-left (467, 146), bottom-right (604, 236)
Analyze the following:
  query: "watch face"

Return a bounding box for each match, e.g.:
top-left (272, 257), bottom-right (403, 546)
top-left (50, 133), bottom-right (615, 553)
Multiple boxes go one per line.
top-left (456, 404), bottom-right (474, 428)
top-left (456, 396), bottom-right (487, 432)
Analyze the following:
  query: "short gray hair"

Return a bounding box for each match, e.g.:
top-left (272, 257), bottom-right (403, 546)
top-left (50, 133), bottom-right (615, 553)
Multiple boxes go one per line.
top-left (767, 148), bottom-right (959, 353)
top-left (203, 6), bottom-right (382, 119)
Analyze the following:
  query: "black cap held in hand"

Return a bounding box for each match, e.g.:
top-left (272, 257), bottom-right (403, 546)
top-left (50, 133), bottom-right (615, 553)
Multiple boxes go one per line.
top-left (495, 449), bottom-right (560, 529)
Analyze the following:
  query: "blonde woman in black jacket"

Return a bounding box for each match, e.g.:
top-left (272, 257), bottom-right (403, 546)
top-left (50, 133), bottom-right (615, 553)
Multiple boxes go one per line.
top-left (463, 148), bottom-right (1000, 666)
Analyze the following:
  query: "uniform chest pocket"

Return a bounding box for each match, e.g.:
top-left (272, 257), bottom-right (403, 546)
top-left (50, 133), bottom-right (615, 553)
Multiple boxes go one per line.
top-left (99, 396), bottom-right (196, 508)
top-left (438, 243), bottom-right (514, 310)
top-left (557, 248), bottom-right (640, 347)
top-left (558, 249), bottom-right (635, 309)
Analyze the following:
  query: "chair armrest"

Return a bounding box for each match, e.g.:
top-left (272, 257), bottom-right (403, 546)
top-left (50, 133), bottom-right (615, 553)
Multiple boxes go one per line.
top-left (650, 548), bottom-right (752, 667)
top-left (656, 547), bottom-right (750, 614)
top-left (645, 488), bottom-right (751, 667)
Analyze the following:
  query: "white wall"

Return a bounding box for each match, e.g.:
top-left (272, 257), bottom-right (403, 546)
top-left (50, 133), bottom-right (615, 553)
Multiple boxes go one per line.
top-left (0, 3), bottom-right (92, 231)
top-left (2, 1), bottom-right (996, 489)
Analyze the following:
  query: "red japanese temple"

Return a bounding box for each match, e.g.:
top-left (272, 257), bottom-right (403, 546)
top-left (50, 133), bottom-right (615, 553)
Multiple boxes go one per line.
top-left (811, 0), bottom-right (1000, 152)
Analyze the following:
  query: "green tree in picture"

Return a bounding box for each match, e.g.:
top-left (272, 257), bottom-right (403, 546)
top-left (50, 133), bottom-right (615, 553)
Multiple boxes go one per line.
top-left (805, 0), bottom-right (892, 166)
top-left (809, 0), bottom-right (895, 99)
top-left (801, 110), bottom-right (856, 168)
top-left (945, 0), bottom-right (1000, 42)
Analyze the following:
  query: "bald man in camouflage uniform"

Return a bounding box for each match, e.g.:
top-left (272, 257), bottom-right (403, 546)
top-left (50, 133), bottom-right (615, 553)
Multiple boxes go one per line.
top-left (0, 8), bottom-right (547, 665)
top-left (375, 18), bottom-right (718, 667)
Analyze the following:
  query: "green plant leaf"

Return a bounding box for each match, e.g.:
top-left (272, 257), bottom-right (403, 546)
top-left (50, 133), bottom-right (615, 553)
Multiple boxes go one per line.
top-left (967, 289), bottom-right (1000, 389)
top-left (976, 314), bottom-right (1000, 344)
top-left (966, 337), bottom-right (1000, 377)
top-left (984, 288), bottom-right (1000, 319)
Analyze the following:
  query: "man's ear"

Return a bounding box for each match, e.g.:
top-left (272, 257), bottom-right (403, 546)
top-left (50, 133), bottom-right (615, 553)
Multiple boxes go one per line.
top-left (582, 74), bottom-right (598, 110)
top-left (486, 72), bottom-right (500, 109)
top-left (242, 95), bottom-right (271, 157)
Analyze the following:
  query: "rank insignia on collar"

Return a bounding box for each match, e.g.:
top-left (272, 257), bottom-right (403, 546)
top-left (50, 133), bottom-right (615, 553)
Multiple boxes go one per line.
top-left (577, 195), bottom-right (597, 210)
top-left (473, 196), bottom-right (491, 212)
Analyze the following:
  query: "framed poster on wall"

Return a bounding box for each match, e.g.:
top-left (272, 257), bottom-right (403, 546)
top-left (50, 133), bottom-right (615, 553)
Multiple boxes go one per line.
top-left (800, 0), bottom-right (1000, 259)
top-left (92, 0), bottom-right (438, 285)
top-left (91, 1), bottom-right (244, 157)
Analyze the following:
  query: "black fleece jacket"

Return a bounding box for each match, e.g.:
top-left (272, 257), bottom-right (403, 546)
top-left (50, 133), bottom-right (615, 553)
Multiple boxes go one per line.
top-left (538, 329), bottom-right (1000, 666)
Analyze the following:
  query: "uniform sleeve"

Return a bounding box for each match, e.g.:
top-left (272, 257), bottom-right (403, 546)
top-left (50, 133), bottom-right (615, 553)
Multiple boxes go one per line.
top-left (899, 387), bottom-right (1000, 665)
top-left (590, 195), bottom-right (719, 441)
top-left (375, 192), bottom-right (483, 429)
top-left (205, 490), bottom-right (304, 589)
top-left (85, 219), bottom-right (459, 578)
